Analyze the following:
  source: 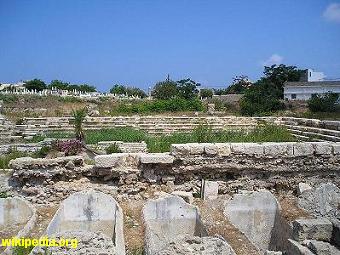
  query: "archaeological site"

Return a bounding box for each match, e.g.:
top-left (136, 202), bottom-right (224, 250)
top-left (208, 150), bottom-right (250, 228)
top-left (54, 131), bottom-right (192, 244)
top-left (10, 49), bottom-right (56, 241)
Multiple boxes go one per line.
top-left (1, 2), bottom-right (340, 253)
top-left (1, 107), bottom-right (340, 255)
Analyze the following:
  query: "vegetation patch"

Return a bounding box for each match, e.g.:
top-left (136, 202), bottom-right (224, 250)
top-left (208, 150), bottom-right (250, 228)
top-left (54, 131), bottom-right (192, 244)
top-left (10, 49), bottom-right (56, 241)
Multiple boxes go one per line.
top-left (35, 124), bottom-right (296, 153)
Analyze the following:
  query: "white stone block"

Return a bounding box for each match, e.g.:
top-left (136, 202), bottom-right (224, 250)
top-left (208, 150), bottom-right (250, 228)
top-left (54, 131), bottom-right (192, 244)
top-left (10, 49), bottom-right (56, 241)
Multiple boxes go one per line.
top-left (201, 180), bottom-right (219, 200)
top-left (263, 142), bottom-right (294, 157)
top-left (231, 143), bottom-right (264, 155)
top-left (293, 143), bottom-right (315, 157)
top-left (140, 153), bottom-right (174, 164)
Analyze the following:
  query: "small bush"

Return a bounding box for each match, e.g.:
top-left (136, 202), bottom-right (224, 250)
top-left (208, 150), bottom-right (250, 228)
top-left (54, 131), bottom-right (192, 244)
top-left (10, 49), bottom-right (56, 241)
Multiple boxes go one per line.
top-left (0, 191), bottom-right (9, 198)
top-left (106, 143), bottom-right (122, 154)
top-left (193, 124), bottom-right (213, 143)
top-left (308, 93), bottom-right (339, 112)
top-left (33, 146), bottom-right (51, 158)
top-left (0, 150), bottom-right (28, 170)
top-left (12, 245), bottom-right (35, 255)
top-left (56, 140), bottom-right (82, 156)
top-left (110, 98), bottom-right (204, 115)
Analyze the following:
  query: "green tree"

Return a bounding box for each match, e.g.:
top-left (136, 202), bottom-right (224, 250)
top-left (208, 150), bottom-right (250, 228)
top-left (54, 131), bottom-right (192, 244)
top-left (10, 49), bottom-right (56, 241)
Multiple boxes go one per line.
top-left (240, 65), bottom-right (303, 116)
top-left (177, 78), bottom-right (200, 100)
top-left (240, 79), bottom-right (285, 116)
top-left (152, 80), bottom-right (178, 100)
top-left (48, 80), bottom-right (70, 90)
top-left (79, 84), bottom-right (97, 92)
top-left (200, 89), bottom-right (213, 98)
top-left (24, 79), bottom-right (47, 91)
top-left (262, 64), bottom-right (304, 98)
top-left (226, 75), bottom-right (252, 94)
top-left (126, 87), bottom-right (147, 98)
top-left (110, 84), bottom-right (126, 95)
top-left (308, 93), bottom-right (339, 112)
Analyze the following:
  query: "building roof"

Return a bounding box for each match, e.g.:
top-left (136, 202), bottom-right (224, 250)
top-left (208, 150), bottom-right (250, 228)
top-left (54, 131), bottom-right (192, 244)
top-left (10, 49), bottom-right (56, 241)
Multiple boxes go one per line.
top-left (284, 81), bottom-right (340, 87)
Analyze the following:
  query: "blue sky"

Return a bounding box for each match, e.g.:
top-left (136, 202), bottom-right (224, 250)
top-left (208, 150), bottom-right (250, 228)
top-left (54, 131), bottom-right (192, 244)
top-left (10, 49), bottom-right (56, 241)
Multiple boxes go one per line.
top-left (0, 0), bottom-right (339, 92)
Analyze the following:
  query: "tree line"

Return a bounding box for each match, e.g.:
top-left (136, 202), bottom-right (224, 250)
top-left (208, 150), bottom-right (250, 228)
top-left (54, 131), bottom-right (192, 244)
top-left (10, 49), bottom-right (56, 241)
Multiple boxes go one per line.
top-left (24, 79), bottom-right (97, 93)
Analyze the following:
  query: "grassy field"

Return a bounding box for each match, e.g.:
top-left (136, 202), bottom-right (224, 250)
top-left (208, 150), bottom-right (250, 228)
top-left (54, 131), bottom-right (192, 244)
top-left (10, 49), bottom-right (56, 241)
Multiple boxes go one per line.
top-left (32, 124), bottom-right (296, 153)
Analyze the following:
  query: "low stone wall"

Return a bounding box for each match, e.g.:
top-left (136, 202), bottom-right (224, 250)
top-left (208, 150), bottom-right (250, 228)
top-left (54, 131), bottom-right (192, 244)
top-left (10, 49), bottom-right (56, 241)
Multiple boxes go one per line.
top-left (10, 142), bottom-right (340, 185)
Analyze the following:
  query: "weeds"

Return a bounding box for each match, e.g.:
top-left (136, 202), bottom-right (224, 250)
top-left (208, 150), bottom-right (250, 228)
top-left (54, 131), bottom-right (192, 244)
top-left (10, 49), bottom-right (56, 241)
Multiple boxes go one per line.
top-left (26, 124), bottom-right (295, 153)
top-left (106, 143), bottom-right (122, 154)
top-left (0, 150), bottom-right (28, 170)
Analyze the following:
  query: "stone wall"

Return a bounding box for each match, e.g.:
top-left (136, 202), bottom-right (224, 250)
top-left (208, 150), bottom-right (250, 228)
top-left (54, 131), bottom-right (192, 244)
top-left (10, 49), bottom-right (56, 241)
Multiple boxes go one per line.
top-left (7, 142), bottom-right (340, 203)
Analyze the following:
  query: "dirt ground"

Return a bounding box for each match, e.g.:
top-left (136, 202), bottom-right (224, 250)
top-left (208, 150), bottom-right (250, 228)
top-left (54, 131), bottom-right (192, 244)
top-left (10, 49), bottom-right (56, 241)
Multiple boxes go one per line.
top-left (196, 196), bottom-right (261, 255)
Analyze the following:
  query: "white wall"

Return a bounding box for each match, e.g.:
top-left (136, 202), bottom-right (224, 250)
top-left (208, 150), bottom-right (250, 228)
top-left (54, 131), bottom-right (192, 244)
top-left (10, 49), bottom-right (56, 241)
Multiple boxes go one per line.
top-left (284, 84), bottom-right (340, 100)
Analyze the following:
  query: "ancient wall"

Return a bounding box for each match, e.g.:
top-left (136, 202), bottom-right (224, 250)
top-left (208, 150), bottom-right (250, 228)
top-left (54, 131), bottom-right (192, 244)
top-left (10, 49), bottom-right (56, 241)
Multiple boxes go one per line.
top-left (9, 142), bottom-right (340, 191)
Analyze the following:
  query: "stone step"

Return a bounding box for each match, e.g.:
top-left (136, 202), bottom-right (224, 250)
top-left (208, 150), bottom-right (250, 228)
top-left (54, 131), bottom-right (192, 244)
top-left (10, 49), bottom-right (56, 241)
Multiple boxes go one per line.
top-left (288, 128), bottom-right (340, 142)
top-left (283, 124), bottom-right (340, 137)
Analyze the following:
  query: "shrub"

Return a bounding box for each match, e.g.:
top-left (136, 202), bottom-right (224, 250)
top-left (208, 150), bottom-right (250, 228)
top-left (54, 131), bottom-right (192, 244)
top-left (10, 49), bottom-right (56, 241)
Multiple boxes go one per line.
top-left (0, 150), bottom-right (28, 170)
top-left (307, 93), bottom-right (339, 112)
top-left (56, 140), bottom-right (82, 156)
top-left (200, 89), bottom-right (213, 99)
top-left (110, 98), bottom-right (204, 114)
top-left (106, 143), bottom-right (122, 154)
top-left (0, 191), bottom-right (8, 198)
top-left (33, 146), bottom-right (51, 158)
top-left (72, 107), bottom-right (87, 141)
top-left (152, 80), bottom-right (178, 99)
top-left (193, 124), bottom-right (213, 143)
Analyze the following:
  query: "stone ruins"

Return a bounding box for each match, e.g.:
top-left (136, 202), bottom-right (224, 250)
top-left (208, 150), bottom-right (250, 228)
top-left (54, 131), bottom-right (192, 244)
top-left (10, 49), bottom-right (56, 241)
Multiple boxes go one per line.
top-left (0, 115), bottom-right (340, 254)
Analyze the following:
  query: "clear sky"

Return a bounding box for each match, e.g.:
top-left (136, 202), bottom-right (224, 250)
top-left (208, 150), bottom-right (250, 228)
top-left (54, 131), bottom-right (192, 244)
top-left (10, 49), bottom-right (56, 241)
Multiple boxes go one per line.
top-left (0, 0), bottom-right (339, 92)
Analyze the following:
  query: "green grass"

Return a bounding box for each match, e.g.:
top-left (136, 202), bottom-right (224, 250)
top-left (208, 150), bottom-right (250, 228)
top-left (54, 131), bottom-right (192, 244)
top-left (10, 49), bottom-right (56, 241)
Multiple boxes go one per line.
top-left (85, 128), bottom-right (147, 144)
top-left (11, 245), bottom-right (35, 255)
top-left (28, 124), bottom-right (295, 153)
top-left (146, 124), bottom-right (296, 152)
top-left (0, 150), bottom-right (29, 170)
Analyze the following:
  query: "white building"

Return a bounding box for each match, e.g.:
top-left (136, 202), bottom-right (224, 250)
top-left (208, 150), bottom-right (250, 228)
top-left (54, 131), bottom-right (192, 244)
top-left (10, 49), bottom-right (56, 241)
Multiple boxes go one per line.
top-left (284, 69), bottom-right (340, 100)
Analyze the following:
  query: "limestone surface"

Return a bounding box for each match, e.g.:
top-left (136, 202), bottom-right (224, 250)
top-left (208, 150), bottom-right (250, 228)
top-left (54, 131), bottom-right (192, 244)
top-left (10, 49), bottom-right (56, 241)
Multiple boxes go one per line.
top-left (224, 190), bottom-right (281, 253)
top-left (46, 189), bottom-right (125, 255)
top-left (156, 235), bottom-right (236, 255)
top-left (299, 183), bottom-right (340, 220)
top-left (292, 218), bottom-right (333, 242)
top-left (143, 195), bottom-right (206, 255)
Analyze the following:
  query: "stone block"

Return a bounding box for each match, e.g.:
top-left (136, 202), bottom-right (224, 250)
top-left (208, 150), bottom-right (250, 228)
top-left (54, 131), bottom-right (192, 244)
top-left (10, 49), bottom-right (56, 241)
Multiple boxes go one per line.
top-left (201, 180), bottom-right (219, 200)
top-left (143, 195), bottom-right (206, 255)
top-left (230, 143), bottom-right (264, 155)
top-left (171, 191), bottom-right (194, 204)
top-left (224, 190), bottom-right (280, 253)
top-left (304, 240), bottom-right (340, 255)
top-left (188, 143), bottom-right (205, 155)
top-left (292, 218), bottom-right (333, 242)
top-left (298, 183), bottom-right (340, 219)
top-left (293, 143), bottom-right (315, 157)
top-left (297, 183), bottom-right (312, 196)
top-left (46, 189), bottom-right (125, 255)
top-left (204, 144), bottom-right (219, 155)
top-left (140, 153), bottom-right (174, 164)
top-left (264, 251), bottom-right (282, 255)
top-left (215, 143), bottom-right (232, 156)
top-left (171, 144), bottom-right (191, 156)
top-left (95, 153), bottom-right (140, 169)
top-left (95, 153), bottom-right (127, 168)
top-left (333, 144), bottom-right (340, 155)
top-left (311, 142), bottom-right (333, 155)
top-left (287, 239), bottom-right (314, 255)
top-left (331, 219), bottom-right (340, 248)
top-left (263, 142), bottom-right (294, 157)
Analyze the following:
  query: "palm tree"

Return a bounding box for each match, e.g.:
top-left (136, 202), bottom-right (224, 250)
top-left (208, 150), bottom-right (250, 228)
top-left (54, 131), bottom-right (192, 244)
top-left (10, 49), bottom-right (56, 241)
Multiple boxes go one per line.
top-left (72, 107), bottom-right (87, 142)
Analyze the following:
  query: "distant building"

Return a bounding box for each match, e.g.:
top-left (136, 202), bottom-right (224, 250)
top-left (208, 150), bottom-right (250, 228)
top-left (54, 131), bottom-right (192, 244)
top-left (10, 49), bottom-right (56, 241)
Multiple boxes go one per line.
top-left (284, 69), bottom-right (340, 100)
